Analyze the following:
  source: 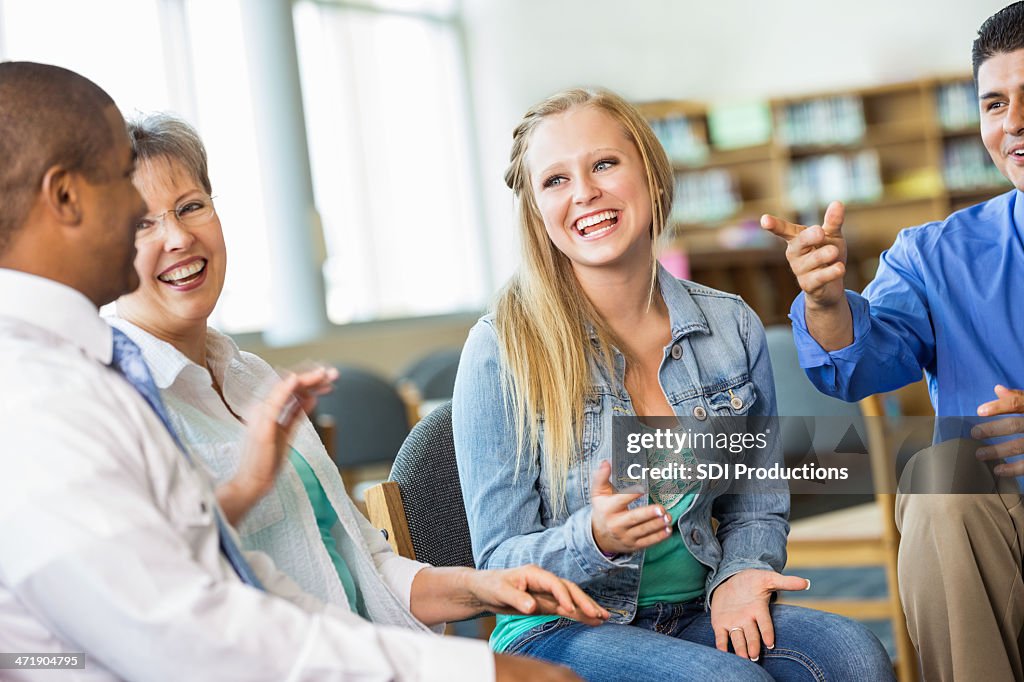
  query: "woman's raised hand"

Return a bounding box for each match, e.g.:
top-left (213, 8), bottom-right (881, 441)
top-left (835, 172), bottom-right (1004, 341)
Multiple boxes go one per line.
top-left (590, 460), bottom-right (672, 556)
top-left (218, 365), bottom-right (338, 524)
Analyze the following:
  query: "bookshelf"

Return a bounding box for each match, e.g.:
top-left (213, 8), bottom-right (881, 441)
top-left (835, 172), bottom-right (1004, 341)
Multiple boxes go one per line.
top-left (638, 77), bottom-right (1011, 328)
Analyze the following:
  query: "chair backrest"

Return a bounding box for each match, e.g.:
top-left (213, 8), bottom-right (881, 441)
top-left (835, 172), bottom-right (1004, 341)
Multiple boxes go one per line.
top-left (398, 348), bottom-right (463, 401)
top-left (313, 365), bottom-right (410, 468)
top-left (764, 325), bottom-right (870, 465)
top-left (764, 325), bottom-right (863, 418)
top-left (387, 401), bottom-right (475, 568)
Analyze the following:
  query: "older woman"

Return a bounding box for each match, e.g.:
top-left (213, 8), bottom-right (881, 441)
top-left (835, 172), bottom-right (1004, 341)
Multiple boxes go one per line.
top-left (452, 88), bottom-right (895, 681)
top-left (111, 113), bottom-right (605, 679)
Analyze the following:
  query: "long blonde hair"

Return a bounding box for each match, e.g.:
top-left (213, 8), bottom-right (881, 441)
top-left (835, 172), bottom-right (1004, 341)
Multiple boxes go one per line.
top-left (495, 88), bottom-right (674, 510)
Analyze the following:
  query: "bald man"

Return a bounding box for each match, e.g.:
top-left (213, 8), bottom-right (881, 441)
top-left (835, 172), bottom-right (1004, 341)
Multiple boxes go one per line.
top-left (0, 62), bottom-right (581, 682)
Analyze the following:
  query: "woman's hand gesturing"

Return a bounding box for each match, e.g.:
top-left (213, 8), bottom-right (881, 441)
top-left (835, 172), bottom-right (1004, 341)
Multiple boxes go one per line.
top-left (590, 460), bottom-right (672, 556)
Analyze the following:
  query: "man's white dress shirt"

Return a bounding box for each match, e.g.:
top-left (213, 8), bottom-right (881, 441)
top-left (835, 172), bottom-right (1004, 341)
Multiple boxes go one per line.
top-left (0, 269), bottom-right (493, 682)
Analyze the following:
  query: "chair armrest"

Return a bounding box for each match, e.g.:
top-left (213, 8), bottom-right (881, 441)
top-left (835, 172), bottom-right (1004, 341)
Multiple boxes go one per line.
top-left (364, 480), bottom-right (417, 560)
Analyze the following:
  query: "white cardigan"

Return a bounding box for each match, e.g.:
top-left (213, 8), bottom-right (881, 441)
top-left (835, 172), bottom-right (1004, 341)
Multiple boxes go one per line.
top-left (110, 318), bottom-right (435, 632)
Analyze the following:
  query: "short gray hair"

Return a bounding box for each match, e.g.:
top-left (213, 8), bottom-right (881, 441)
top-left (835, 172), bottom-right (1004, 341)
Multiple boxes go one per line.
top-left (127, 113), bottom-right (212, 194)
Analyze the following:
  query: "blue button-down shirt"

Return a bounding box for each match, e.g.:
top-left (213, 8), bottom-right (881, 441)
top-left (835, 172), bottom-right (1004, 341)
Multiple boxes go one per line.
top-left (791, 189), bottom-right (1024, 488)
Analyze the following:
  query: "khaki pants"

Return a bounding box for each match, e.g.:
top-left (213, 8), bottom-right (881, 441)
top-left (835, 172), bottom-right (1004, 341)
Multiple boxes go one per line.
top-left (896, 441), bottom-right (1024, 681)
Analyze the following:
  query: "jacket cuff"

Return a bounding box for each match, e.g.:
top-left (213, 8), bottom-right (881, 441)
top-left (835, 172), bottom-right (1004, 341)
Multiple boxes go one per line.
top-left (704, 559), bottom-right (779, 610)
top-left (566, 505), bottom-right (639, 577)
top-left (378, 554), bottom-right (432, 612)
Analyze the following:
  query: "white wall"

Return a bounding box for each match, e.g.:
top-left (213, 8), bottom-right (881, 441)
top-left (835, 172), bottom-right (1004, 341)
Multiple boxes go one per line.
top-left (461, 0), bottom-right (1009, 285)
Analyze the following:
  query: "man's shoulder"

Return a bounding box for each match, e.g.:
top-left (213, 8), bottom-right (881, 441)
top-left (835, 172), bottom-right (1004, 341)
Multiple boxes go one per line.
top-left (0, 325), bottom-right (123, 411)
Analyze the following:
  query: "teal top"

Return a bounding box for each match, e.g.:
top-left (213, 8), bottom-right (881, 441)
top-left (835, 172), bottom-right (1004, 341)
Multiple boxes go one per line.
top-left (489, 442), bottom-right (708, 653)
top-left (289, 449), bottom-right (362, 613)
top-left (636, 491), bottom-right (706, 606)
top-left (637, 441), bottom-right (708, 606)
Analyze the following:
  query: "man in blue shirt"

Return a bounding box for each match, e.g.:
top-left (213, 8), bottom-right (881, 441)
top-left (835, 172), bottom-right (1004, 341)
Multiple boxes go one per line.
top-left (762, 4), bottom-right (1024, 680)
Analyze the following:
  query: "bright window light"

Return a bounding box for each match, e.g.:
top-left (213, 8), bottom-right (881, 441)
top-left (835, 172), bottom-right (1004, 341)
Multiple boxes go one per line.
top-left (294, 1), bottom-right (486, 324)
top-left (185, 0), bottom-right (272, 333)
top-left (1, 0), bottom-right (485, 331)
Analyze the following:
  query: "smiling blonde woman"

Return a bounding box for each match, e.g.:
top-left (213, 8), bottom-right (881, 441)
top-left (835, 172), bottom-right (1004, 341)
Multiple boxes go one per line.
top-left (453, 88), bottom-right (895, 682)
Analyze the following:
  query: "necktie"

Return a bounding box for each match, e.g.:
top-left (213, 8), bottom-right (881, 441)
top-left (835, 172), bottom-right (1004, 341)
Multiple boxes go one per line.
top-left (109, 327), bottom-right (264, 589)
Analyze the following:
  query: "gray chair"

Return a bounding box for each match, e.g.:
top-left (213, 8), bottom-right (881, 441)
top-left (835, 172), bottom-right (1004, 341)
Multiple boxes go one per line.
top-left (765, 324), bottom-right (917, 681)
top-left (395, 348), bottom-right (463, 426)
top-left (313, 365), bottom-right (410, 469)
top-left (765, 325), bottom-right (868, 466)
top-left (363, 400), bottom-right (474, 568)
top-left (398, 348), bottom-right (462, 402)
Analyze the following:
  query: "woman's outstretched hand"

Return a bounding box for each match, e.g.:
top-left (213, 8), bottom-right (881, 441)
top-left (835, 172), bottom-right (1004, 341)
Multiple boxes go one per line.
top-left (218, 365), bottom-right (338, 524)
top-left (409, 565), bottom-right (608, 626)
top-left (590, 460), bottom-right (672, 556)
top-left (465, 564), bottom-right (608, 625)
top-left (710, 568), bottom-right (811, 661)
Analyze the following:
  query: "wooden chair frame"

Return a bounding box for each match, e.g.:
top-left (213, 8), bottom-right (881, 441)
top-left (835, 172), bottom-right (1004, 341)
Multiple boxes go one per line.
top-left (782, 395), bottom-right (917, 682)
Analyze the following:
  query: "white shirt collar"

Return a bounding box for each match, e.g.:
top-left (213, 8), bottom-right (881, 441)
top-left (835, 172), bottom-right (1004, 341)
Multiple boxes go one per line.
top-left (0, 268), bottom-right (113, 364)
top-left (107, 316), bottom-right (242, 392)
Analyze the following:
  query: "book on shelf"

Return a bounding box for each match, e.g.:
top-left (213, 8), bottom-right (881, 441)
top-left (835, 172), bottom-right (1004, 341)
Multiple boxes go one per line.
top-left (788, 150), bottom-right (882, 211)
top-left (936, 81), bottom-right (979, 131)
top-left (707, 101), bottom-right (773, 150)
top-left (650, 115), bottom-right (708, 165)
top-left (671, 169), bottom-right (740, 224)
top-left (943, 137), bottom-right (1008, 191)
top-left (779, 95), bottom-right (865, 147)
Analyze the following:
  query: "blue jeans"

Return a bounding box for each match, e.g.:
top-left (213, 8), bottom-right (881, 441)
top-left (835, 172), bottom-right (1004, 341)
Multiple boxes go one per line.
top-left (507, 600), bottom-right (895, 682)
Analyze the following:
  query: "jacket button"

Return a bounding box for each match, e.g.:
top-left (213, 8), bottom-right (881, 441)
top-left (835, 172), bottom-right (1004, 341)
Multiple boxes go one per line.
top-left (693, 405), bottom-right (707, 420)
top-left (690, 528), bottom-right (702, 544)
top-left (670, 344), bottom-right (683, 360)
top-left (730, 396), bottom-right (744, 410)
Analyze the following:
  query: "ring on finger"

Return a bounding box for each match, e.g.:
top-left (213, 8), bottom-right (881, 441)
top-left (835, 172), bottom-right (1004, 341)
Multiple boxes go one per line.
top-left (728, 627), bottom-right (743, 633)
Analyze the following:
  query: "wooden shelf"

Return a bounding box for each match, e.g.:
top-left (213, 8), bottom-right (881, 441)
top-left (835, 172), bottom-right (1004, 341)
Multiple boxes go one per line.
top-left (941, 125), bottom-right (981, 138)
top-left (785, 127), bottom-right (929, 156)
top-left (804, 194), bottom-right (938, 213)
top-left (674, 143), bottom-right (775, 169)
top-left (672, 198), bottom-right (781, 231)
top-left (946, 185), bottom-right (1011, 200)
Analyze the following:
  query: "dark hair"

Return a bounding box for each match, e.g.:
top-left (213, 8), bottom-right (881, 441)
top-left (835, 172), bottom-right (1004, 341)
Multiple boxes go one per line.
top-left (127, 113), bottom-right (212, 195)
top-left (0, 61), bottom-right (116, 253)
top-left (973, 2), bottom-right (1024, 82)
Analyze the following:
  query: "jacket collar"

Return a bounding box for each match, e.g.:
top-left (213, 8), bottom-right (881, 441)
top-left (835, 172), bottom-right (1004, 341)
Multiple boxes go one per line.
top-left (586, 263), bottom-right (709, 342)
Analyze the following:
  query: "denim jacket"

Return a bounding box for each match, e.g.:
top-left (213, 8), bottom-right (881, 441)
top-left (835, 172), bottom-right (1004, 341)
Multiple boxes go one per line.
top-left (453, 269), bottom-right (788, 623)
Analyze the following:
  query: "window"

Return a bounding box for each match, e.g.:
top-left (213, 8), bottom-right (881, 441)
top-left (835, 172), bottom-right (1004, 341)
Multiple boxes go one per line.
top-left (294, 0), bottom-right (486, 324)
top-left (1, 0), bottom-right (486, 332)
top-left (0, 0), bottom-right (271, 332)
top-left (184, 0), bottom-right (272, 333)
top-left (0, 0), bottom-right (172, 113)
